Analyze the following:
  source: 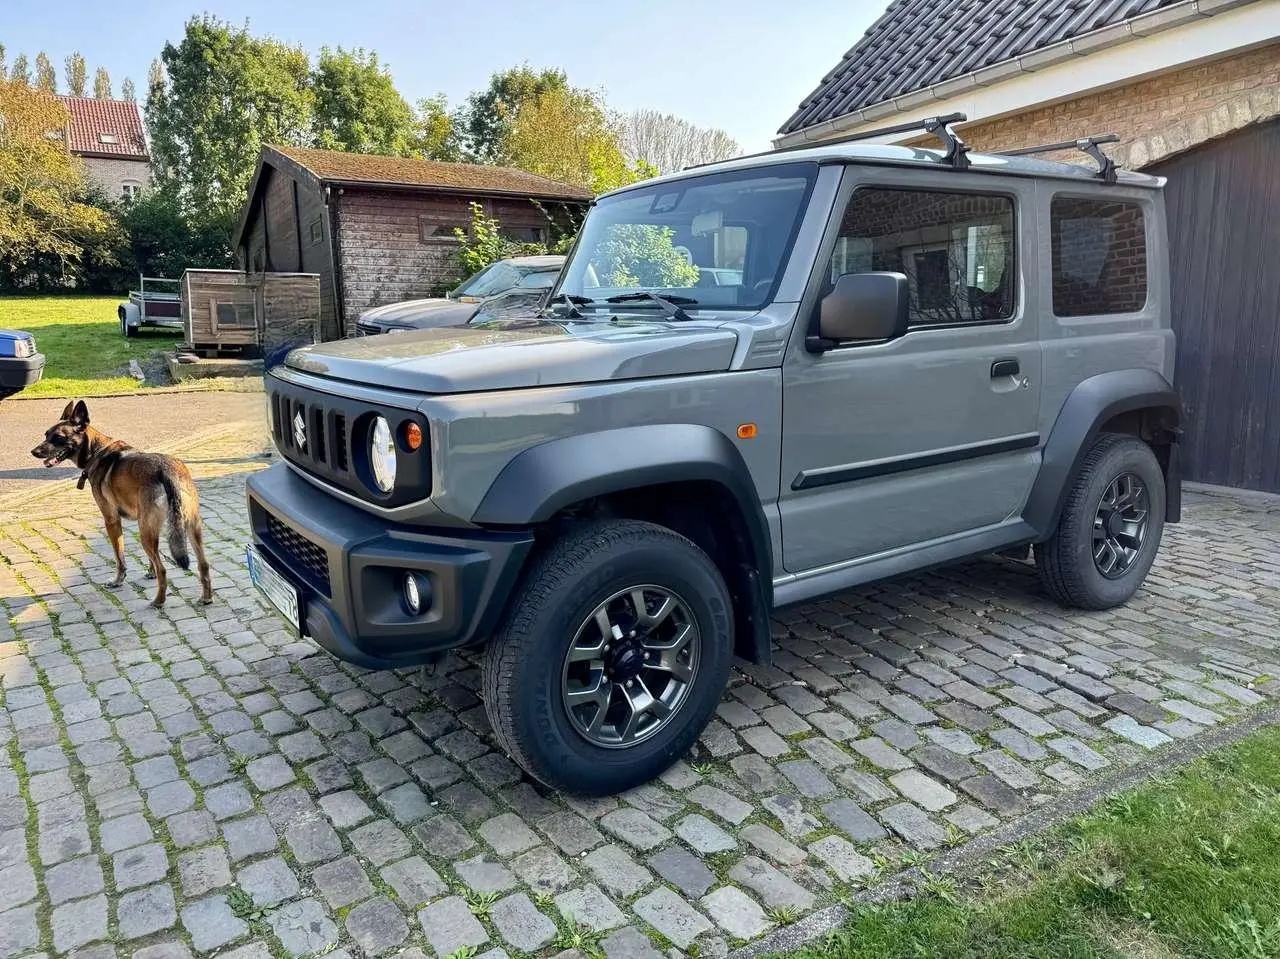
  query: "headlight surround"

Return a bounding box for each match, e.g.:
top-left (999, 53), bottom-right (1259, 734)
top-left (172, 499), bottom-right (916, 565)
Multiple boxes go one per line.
top-left (12, 337), bottom-right (34, 358)
top-left (369, 416), bottom-right (397, 493)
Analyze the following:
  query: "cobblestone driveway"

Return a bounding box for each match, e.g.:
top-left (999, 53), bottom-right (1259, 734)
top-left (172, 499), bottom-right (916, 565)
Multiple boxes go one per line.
top-left (2, 467), bottom-right (1278, 959)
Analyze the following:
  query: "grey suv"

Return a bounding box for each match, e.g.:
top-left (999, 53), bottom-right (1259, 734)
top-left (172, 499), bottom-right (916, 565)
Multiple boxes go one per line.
top-left (246, 117), bottom-right (1181, 795)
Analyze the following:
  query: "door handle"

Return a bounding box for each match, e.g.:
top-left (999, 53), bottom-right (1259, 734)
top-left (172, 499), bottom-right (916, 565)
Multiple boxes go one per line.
top-left (991, 358), bottom-right (1020, 378)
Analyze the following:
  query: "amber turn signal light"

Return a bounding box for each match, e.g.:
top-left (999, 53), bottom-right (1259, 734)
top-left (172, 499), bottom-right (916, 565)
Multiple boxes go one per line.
top-left (737, 423), bottom-right (758, 439)
top-left (403, 422), bottom-right (424, 451)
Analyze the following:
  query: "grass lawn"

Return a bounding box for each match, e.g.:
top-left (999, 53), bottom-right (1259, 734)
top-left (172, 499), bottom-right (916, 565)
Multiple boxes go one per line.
top-left (802, 726), bottom-right (1280, 959)
top-left (0, 293), bottom-right (185, 398)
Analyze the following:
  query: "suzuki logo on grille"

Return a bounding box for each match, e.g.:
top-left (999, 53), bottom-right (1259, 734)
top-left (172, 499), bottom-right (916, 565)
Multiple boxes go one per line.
top-left (293, 409), bottom-right (307, 450)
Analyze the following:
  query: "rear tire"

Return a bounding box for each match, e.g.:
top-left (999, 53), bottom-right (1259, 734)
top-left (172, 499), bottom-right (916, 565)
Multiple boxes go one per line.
top-left (0, 388), bottom-right (16, 401)
top-left (482, 519), bottom-right (733, 795)
top-left (1035, 433), bottom-right (1165, 610)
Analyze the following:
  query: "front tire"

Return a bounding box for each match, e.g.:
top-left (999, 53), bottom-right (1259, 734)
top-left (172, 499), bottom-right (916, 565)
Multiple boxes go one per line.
top-left (1035, 433), bottom-right (1166, 610)
top-left (482, 519), bottom-right (733, 795)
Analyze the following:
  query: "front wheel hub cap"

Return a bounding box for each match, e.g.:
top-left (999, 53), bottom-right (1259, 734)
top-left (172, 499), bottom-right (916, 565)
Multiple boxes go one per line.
top-left (561, 585), bottom-right (700, 749)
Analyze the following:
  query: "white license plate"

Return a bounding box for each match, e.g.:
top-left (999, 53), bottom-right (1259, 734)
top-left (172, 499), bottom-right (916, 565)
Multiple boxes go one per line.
top-left (246, 544), bottom-right (301, 633)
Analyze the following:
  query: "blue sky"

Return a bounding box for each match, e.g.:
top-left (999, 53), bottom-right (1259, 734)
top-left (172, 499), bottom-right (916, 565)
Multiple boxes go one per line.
top-left (1, 0), bottom-right (887, 151)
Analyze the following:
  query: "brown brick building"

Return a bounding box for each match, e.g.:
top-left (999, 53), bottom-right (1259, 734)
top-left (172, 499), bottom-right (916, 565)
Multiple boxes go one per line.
top-left (56, 95), bottom-right (150, 200)
top-left (779, 0), bottom-right (1280, 491)
top-left (233, 146), bottom-right (591, 340)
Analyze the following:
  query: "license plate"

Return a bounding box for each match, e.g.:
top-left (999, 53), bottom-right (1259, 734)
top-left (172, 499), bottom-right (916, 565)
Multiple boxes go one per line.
top-left (246, 544), bottom-right (301, 633)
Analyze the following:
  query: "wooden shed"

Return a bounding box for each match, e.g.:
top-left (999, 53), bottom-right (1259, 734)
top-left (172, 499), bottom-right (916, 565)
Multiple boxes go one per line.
top-left (232, 145), bottom-right (592, 340)
top-left (180, 270), bottom-right (321, 355)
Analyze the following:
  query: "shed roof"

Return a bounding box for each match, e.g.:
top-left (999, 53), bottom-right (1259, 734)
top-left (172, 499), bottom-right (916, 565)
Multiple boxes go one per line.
top-left (56, 95), bottom-right (148, 159)
top-left (271, 145), bottom-right (593, 200)
top-left (779, 0), bottom-right (1191, 136)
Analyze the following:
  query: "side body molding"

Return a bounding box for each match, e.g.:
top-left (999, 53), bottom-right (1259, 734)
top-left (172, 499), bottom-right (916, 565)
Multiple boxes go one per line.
top-left (1024, 368), bottom-right (1181, 539)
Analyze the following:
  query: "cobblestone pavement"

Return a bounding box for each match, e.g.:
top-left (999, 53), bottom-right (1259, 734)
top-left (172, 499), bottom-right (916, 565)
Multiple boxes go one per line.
top-left (2, 467), bottom-right (1278, 959)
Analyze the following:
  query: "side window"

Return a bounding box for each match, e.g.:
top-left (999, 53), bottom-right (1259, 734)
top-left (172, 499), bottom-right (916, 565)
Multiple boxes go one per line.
top-left (1051, 196), bottom-right (1147, 316)
top-left (831, 188), bottom-right (1016, 327)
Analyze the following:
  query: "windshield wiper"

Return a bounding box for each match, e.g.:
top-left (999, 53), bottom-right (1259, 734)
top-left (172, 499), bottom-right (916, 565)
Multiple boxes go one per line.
top-left (545, 292), bottom-right (593, 318)
top-left (605, 291), bottom-right (697, 321)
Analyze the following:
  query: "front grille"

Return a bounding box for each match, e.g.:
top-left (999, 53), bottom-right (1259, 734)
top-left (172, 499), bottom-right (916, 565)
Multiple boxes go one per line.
top-left (355, 322), bottom-right (384, 336)
top-left (267, 373), bottom-right (431, 508)
top-left (265, 514), bottom-right (331, 595)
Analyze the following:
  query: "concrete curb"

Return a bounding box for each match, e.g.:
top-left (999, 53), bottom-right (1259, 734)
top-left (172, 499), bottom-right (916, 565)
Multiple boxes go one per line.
top-left (731, 705), bottom-right (1280, 959)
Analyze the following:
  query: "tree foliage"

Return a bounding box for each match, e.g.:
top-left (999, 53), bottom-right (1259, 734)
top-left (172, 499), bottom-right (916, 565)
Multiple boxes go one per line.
top-left (121, 77), bottom-right (136, 102)
top-left (413, 95), bottom-right (464, 161)
top-left (93, 66), bottom-right (112, 99)
top-left (311, 47), bottom-right (414, 155)
top-left (462, 65), bottom-right (566, 163)
top-left (453, 202), bottom-right (576, 280)
top-left (34, 52), bottom-right (56, 93)
top-left (592, 225), bottom-right (699, 288)
top-left (621, 110), bottom-right (741, 175)
top-left (506, 85), bottom-right (654, 195)
top-left (146, 16), bottom-right (313, 231)
top-left (0, 81), bottom-right (110, 276)
top-left (10, 54), bottom-right (30, 86)
top-left (64, 52), bottom-right (87, 97)
top-left (0, 45), bottom-right (7, 81)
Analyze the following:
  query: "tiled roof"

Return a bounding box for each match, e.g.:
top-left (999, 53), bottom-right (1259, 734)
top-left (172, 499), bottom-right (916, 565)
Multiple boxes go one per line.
top-left (56, 96), bottom-right (148, 159)
top-left (272, 145), bottom-right (593, 200)
top-left (780, 0), bottom-right (1188, 135)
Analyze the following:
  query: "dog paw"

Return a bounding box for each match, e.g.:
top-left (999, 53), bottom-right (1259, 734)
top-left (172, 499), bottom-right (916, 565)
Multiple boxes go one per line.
top-left (198, 596), bottom-right (214, 606)
top-left (105, 579), bottom-right (125, 589)
top-left (150, 598), bottom-right (165, 609)
top-left (145, 570), bottom-right (156, 580)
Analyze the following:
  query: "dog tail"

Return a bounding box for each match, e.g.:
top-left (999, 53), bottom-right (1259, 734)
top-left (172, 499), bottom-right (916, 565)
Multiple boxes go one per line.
top-left (161, 474), bottom-right (191, 571)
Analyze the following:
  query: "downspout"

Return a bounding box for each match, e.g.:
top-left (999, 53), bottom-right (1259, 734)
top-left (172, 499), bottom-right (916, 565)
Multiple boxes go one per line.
top-left (324, 185), bottom-right (347, 340)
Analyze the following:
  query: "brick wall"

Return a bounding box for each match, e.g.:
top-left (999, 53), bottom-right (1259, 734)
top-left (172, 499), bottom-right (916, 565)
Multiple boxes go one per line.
top-left (905, 41), bottom-right (1280, 169)
top-left (336, 190), bottom-right (561, 318)
top-left (79, 156), bottom-right (150, 198)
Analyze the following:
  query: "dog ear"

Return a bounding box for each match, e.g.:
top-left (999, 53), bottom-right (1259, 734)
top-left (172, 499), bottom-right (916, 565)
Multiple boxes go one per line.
top-left (61, 401), bottom-right (76, 421)
top-left (71, 400), bottom-right (90, 426)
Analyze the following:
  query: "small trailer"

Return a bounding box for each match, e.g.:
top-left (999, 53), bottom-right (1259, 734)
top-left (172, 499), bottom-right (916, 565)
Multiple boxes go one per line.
top-left (118, 276), bottom-right (184, 338)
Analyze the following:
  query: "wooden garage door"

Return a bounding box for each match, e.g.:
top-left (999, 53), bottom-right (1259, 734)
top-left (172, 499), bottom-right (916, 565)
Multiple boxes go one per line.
top-left (1150, 118), bottom-right (1280, 491)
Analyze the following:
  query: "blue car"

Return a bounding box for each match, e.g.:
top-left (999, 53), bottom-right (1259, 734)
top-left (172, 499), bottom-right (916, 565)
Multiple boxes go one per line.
top-left (0, 330), bottom-right (45, 399)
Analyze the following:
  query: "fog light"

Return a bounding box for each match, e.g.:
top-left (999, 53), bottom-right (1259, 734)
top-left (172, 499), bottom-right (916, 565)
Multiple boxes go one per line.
top-left (403, 572), bottom-right (422, 614)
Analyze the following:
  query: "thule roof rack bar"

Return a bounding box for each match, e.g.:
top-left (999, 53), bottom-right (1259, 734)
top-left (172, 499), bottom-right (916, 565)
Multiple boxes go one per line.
top-left (684, 113), bottom-right (972, 171)
top-left (997, 134), bottom-right (1121, 183)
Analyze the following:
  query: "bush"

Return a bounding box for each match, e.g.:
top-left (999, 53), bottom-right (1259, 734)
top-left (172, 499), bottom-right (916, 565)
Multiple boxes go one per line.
top-left (453, 201), bottom-right (580, 283)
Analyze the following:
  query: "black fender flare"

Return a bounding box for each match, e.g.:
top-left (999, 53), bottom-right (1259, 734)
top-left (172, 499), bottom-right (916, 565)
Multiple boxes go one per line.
top-left (1024, 368), bottom-right (1181, 539)
top-left (473, 423), bottom-right (773, 590)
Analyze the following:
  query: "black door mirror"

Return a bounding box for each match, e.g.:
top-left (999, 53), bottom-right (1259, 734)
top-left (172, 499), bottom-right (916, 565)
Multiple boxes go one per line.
top-left (808, 272), bottom-right (910, 352)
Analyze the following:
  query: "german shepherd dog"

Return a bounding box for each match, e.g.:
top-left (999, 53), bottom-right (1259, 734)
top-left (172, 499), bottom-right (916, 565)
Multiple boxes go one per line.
top-left (31, 400), bottom-right (213, 608)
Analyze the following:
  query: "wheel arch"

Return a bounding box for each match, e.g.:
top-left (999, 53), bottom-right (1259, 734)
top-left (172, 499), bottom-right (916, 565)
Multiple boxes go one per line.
top-left (472, 424), bottom-right (774, 664)
top-left (1025, 369), bottom-right (1181, 539)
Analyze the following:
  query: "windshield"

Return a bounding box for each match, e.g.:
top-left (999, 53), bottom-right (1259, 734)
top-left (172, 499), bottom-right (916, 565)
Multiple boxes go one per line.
top-left (454, 261), bottom-right (525, 298)
top-left (558, 163), bottom-right (816, 311)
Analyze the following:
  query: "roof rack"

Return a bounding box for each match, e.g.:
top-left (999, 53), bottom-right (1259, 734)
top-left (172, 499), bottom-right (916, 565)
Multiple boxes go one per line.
top-left (997, 134), bottom-right (1120, 183)
top-left (683, 112), bottom-right (972, 171)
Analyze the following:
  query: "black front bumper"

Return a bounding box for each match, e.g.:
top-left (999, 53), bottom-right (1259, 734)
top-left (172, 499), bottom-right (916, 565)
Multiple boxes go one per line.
top-left (0, 353), bottom-right (45, 391)
top-left (246, 463), bottom-right (533, 669)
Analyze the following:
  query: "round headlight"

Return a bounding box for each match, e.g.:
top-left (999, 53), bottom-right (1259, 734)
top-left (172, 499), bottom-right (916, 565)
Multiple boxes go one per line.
top-left (369, 416), bottom-right (396, 493)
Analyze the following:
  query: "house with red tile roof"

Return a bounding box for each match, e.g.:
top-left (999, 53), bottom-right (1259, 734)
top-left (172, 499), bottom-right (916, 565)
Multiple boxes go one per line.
top-left (56, 95), bottom-right (150, 201)
top-left (233, 145), bottom-right (591, 338)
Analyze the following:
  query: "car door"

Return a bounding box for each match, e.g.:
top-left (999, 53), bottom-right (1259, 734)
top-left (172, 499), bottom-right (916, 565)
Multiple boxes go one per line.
top-left (778, 166), bottom-right (1042, 574)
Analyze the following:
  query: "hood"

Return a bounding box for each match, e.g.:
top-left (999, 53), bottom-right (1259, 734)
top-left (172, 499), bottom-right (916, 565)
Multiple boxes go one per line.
top-left (358, 297), bottom-right (479, 329)
top-left (286, 315), bottom-right (738, 394)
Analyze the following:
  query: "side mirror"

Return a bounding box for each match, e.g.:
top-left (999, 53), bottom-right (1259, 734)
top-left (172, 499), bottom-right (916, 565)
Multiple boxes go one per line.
top-left (807, 272), bottom-right (910, 352)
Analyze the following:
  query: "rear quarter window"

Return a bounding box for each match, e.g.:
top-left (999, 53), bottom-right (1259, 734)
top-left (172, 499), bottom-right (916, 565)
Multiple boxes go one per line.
top-left (1051, 196), bottom-right (1148, 316)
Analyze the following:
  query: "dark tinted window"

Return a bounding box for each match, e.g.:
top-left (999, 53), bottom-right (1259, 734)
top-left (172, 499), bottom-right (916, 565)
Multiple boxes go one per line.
top-left (1051, 196), bottom-right (1147, 316)
top-left (831, 188), bottom-right (1016, 327)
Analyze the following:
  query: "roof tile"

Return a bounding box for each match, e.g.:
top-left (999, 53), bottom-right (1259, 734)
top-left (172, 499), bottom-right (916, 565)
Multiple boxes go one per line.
top-left (779, 0), bottom-right (1191, 135)
top-left (56, 96), bottom-right (147, 159)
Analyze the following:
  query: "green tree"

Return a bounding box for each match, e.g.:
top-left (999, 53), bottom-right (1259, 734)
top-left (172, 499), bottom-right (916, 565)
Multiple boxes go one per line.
top-left (506, 85), bottom-right (654, 194)
top-left (0, 80), bottom-right (111, 276)
top-left (64, 52), bottom-right (87, 96)
top-left (118, 185), bottom-right (235, 278)
top-left (93, 66), bottom-right (112, 99)
top-left (462, 65), bottom-right (566, 162)
top-left (121, 77), bottom-right (137, 101)
top-left (147, 16), bottom-right (313, 234)
top-left (34, 52), bottom-right (56, 93)
top-left (311, 47), bottom-right (414, 155)
top-left (10, 54), bottom-right (30, 87)
top-left (412, 94), bottom-right (464, 161)
top-left (147, 58), bottom-right (163, 96)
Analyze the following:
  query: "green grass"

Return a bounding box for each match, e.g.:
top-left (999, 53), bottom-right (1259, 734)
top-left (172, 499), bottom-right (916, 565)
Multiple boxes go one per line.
top-left (0, 293), bottom-right (183, 397)
top-left (799, 727), bottom-right (1280, 959)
